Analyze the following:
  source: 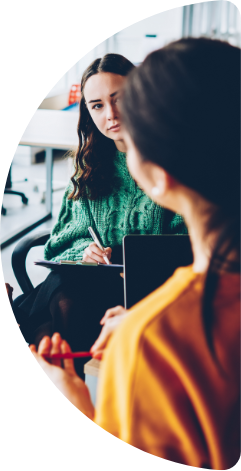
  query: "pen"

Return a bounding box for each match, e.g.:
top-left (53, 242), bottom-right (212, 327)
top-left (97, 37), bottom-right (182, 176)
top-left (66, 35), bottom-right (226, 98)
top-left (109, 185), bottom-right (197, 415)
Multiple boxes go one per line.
top-left (88, 227), bottom-right (110, 265)
top-left (42, 351), bottom-right (92, 360)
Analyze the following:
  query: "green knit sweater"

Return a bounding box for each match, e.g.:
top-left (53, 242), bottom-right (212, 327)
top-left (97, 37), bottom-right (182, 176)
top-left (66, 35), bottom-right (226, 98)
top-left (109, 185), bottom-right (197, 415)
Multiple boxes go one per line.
top-left (44, 151), bottom-right (187, 262)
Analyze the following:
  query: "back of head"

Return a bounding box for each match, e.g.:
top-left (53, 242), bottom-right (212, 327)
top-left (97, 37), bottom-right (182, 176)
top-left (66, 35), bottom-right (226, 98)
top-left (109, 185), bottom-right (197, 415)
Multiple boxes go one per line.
top-left (121, 38), bottom-right (240, 215)
top-left (121, 38), bottom-right (240, 361)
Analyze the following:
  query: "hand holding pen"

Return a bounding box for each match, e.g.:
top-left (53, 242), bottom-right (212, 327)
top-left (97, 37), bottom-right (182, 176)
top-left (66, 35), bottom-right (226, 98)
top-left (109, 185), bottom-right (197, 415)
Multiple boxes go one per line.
top-left (82, 227), bottom-right (111, 264)
top-left (30, 333), bottom-right (95, 419)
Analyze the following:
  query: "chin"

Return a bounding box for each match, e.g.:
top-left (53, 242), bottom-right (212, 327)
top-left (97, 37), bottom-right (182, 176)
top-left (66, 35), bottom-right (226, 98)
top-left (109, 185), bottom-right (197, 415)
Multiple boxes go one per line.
top-left (106, 129), bottom-right (122, 140)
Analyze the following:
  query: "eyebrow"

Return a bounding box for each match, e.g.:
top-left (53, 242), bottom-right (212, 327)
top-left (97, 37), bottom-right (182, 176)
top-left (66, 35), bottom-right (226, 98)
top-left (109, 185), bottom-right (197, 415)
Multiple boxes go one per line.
top-left (88, 90), bottom-right (119, 104)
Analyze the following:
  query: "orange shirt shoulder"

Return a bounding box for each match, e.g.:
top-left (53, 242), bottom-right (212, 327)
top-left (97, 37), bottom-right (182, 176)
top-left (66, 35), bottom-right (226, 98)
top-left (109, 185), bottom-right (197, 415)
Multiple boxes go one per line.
top-left (94, 266), bottom-right (240, 469)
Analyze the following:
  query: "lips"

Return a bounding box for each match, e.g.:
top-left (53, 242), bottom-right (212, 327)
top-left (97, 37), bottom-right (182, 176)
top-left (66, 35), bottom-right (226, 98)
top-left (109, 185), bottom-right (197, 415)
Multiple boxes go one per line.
top-left (109, 124), bottom-right (120, 131)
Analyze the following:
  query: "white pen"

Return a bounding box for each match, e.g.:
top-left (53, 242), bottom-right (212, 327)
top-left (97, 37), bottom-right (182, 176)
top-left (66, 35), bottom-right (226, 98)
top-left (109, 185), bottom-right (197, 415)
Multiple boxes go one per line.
top-left (88, 227), bottom-right (110, 265)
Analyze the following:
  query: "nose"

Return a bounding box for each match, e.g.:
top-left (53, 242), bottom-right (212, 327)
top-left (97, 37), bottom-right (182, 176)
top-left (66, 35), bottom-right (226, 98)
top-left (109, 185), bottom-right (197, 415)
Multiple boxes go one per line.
top-left (107, 103), bottom-right (118, 121)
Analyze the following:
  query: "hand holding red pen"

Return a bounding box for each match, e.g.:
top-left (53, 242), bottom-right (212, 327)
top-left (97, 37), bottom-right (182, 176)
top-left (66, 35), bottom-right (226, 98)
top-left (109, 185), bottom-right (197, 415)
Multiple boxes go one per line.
top-left (30, 333), bottom-right (95, 419)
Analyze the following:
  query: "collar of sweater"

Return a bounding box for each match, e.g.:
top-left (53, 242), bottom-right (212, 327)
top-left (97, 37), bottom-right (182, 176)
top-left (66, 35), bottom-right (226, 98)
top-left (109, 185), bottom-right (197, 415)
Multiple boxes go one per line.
top-left (115, 149), bottom-right (126, 159)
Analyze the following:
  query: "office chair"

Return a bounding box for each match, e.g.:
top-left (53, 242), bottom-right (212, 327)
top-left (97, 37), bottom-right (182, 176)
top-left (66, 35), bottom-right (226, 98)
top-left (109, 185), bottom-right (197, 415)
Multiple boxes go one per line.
top-left (2, 165), bottom-right (28, 216)
top-left (12, 230), bottom-right (50, 294)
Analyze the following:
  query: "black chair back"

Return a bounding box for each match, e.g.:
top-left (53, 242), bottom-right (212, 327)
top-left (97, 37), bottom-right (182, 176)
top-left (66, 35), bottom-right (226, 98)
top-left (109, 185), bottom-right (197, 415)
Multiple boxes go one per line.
top-left (12, 231), bottom-right (50, 293)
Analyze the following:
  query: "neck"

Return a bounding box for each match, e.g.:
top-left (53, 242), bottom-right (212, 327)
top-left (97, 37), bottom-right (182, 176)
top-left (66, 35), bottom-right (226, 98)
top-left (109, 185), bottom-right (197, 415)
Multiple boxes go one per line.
top-left (176, 193), bottom-right (219, 273)
top-left (115, 139), bottom-right (127, 153)
top-left (188, 222), bottom-right (215, 274)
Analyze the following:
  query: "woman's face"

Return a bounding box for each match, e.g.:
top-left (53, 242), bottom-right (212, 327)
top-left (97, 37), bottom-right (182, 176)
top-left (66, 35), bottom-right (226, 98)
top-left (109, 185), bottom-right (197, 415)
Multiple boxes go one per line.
top-left (84, 72), bottom-right (126, 143)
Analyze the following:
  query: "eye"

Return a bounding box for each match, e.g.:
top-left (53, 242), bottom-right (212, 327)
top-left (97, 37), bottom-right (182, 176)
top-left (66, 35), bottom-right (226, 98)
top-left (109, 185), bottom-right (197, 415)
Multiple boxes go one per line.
top-left (92, 103), bottom-right (103, 110)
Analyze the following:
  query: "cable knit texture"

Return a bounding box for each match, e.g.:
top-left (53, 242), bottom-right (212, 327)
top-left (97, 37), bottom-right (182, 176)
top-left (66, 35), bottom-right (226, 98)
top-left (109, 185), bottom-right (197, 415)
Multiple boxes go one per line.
top-left (44, 151), bottom-right (187, 262)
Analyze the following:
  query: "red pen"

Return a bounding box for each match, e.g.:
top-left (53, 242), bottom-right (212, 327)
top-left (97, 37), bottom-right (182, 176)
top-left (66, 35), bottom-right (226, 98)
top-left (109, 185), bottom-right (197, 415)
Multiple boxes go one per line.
top-left (42, 351), bottom-right (92, 360)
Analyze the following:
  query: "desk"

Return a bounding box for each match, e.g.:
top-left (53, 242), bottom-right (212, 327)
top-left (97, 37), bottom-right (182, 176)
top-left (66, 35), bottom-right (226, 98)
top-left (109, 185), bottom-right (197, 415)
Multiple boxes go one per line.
top-left (3, 110), bottom-right (79, 248)
top-left (84, 359), bottom-right (101, 406)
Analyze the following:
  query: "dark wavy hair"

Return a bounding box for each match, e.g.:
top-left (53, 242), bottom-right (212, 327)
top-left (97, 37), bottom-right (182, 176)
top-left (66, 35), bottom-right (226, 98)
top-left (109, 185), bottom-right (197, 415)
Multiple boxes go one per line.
top-left (69, 53), bottom-right (134, 200)
top-left (120, 38), bottom-right (240, 365)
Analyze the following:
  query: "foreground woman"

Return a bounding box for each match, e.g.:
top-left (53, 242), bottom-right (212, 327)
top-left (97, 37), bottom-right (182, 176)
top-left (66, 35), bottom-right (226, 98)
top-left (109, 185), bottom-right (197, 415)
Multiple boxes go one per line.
top-left (31, 38), bottom-right (240, 469)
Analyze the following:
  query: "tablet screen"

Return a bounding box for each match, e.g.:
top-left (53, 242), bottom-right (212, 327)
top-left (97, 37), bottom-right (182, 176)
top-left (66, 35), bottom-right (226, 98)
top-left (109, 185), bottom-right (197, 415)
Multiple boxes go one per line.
top-left (123, 235), bottom-right (193, 309)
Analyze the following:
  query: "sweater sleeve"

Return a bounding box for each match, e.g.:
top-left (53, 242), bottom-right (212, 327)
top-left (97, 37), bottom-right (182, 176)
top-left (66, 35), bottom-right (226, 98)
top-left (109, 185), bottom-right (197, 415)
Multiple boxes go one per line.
top-left (44, 182), bottom-right (93, 262)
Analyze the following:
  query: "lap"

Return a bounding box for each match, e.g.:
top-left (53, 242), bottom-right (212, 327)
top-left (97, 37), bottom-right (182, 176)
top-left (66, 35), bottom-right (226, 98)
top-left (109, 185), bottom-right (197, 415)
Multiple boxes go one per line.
top-left (14, 267), bottom-right (124, 348)
top-left (33, 268), bottom-right (123, 378)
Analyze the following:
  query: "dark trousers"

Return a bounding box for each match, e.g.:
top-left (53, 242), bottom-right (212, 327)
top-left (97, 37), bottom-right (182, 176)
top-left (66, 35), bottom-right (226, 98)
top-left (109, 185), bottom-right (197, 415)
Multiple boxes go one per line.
top-left (13, 266), bottom-right (124, 378)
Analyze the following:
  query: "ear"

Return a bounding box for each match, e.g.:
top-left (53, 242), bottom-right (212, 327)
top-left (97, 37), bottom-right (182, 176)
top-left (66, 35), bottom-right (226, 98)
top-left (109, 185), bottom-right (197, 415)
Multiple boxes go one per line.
top-left (149, 163), bottom-right (174, 198)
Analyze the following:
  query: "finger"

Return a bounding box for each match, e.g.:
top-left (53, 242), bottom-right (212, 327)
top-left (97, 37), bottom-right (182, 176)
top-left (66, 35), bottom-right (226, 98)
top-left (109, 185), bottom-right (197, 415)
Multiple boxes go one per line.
top-left (100, 305), bottom-right (125, 325)
top-left (28, 344), bottom-right (36, 353)
top-left (89, 243), bottom-right (106, 258)
top-left (85, 247), bottom-right (106, 264)
top-left (90, 244), bottom-right (112, 263)
top-left (100, 307), bottom-right (116, 324)
top-left (38, 336), bottom-right (52, 356)
top-left (104, 247), bottom-right (112, 259)
top-left (83, 249), bottom-right (100, 263)
top-left (50, 332), bottom-right (62, 367)
top-left (91, 247), bottom-right (108, 263)
top-left (61, 340), bottom-right (76, 375)
top-left (82, 253), bottom-right (97, 263)
top-left (90, 324), bottom-right (111, 353)
top-left (120, 272), bottom-right (124, 279)
top-left (91, 350), bottom-right (103, 360)
top-left (31, 350), bottom-right (46, 365)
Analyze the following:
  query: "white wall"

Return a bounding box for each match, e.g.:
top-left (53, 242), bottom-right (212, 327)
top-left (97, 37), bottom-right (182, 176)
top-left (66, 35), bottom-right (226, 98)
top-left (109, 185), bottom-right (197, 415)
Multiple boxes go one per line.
top-left (114, 7), bottom-right (183, 63)
top-left (42, 1), bottom-right (241, 103)
top-left (43, 6), bottom-right (183, 100)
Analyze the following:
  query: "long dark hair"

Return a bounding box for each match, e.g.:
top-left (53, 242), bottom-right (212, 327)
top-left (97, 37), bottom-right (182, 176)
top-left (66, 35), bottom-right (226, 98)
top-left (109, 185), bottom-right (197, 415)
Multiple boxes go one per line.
top-left (121, 38), bottom-right (240, 361)
top-left (69, 53), bottom-right (134, 201)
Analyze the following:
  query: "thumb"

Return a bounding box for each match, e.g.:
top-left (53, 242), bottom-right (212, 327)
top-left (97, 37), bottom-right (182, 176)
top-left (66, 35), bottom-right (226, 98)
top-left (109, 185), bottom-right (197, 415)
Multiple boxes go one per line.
top-left (90, 325), bottom-right (110, 354)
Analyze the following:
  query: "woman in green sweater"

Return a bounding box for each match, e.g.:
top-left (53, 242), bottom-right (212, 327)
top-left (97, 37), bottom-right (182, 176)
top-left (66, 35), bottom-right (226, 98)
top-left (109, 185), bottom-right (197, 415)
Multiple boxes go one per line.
top-left (14, 53), bottom-right (186, 376)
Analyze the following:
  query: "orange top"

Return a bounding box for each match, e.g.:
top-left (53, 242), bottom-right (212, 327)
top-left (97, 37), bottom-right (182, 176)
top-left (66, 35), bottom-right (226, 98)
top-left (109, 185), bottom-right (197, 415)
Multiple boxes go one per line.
top-left (94, 266), bottom-right (240, 469)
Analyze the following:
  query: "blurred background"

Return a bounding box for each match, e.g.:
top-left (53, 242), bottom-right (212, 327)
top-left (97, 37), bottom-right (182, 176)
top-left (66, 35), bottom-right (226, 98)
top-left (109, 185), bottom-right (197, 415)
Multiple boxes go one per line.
top-left (1, 0), bottom-right (240, 297)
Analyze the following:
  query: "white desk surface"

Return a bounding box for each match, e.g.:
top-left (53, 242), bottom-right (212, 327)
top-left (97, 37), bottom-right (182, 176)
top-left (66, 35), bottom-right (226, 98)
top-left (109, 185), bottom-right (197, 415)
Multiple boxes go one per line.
top-left (20, 109), bottom-right (79, 149)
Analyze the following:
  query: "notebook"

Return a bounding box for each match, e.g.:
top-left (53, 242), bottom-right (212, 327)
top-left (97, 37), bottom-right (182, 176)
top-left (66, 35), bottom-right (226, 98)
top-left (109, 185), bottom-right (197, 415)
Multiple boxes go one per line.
top-left (122, 234), bottom-right (193, 309)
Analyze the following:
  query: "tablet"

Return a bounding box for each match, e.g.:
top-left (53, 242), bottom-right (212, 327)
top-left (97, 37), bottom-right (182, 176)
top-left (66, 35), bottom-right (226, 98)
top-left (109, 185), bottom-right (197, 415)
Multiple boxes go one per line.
top-left (123, 234), bottom-right (193, 309)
